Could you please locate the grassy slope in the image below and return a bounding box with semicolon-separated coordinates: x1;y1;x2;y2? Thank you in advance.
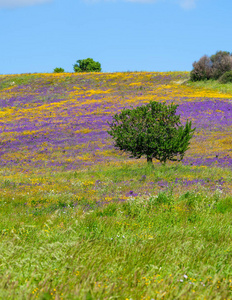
0;72;232;299
186;79;232;95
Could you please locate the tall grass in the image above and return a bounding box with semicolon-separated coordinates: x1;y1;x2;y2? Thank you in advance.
1;162;232;299
186;78;232;95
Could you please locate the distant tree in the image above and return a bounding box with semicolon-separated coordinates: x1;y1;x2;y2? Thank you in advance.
190;51;232;82
190;55;212;81
73;58;101;73
210;51;232;79
53;67;65;73
108;101;195;165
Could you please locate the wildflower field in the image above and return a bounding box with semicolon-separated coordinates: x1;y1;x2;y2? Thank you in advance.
0;71;232;299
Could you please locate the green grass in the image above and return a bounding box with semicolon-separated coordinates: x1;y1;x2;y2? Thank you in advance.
0;74;41;90
1;191;232;299
1;163;232;299
1;161;231;215
186;78;232;95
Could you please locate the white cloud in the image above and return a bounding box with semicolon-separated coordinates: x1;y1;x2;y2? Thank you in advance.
179;0;196;9
120;0;197;9
126;0;159;3
0;0;52;8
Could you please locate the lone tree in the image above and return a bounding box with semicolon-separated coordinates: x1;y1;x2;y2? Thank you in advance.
73;58;101;73
108;101;195;165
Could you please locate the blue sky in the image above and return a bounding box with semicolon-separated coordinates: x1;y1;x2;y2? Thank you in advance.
1;0;232;74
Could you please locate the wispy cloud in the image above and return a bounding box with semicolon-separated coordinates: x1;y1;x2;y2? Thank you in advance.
95;0;197;9
126;0;159;3
0;0;52;8
126;0;197;8
179;0;196;9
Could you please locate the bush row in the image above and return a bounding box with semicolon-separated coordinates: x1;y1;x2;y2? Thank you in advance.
190;51;232;83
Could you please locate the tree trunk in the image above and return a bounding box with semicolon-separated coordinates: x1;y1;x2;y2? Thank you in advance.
147;156;153;163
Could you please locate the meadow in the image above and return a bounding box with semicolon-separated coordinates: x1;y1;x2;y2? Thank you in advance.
0;71;232;299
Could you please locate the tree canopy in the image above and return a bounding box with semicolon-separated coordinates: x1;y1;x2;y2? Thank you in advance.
108;101;195;165
73;58;101;73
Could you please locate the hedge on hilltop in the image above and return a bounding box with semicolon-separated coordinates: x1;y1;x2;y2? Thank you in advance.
190;51;232;82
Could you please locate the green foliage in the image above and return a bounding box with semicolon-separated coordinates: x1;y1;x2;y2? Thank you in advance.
73;58;101;73
219;70;232;83
53;67;65;73
190;51;232;82
108;101;195;164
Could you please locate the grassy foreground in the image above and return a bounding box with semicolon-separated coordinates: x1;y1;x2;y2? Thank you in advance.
1;163;232;300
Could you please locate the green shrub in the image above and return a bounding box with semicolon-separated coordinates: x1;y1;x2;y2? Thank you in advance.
219;71;232;83
73;58;101;73
53;67;65;73
108;101;195;165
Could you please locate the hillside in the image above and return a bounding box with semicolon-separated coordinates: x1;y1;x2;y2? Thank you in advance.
0;71;232;171
1;72;232;299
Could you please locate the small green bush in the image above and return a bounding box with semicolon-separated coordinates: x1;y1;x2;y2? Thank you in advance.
108;101;195;165
73;58;101;73
53;67;65;73
219;71;232;83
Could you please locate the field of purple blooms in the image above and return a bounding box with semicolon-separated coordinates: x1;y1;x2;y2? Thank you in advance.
1;72;232;167
0;71;232;203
